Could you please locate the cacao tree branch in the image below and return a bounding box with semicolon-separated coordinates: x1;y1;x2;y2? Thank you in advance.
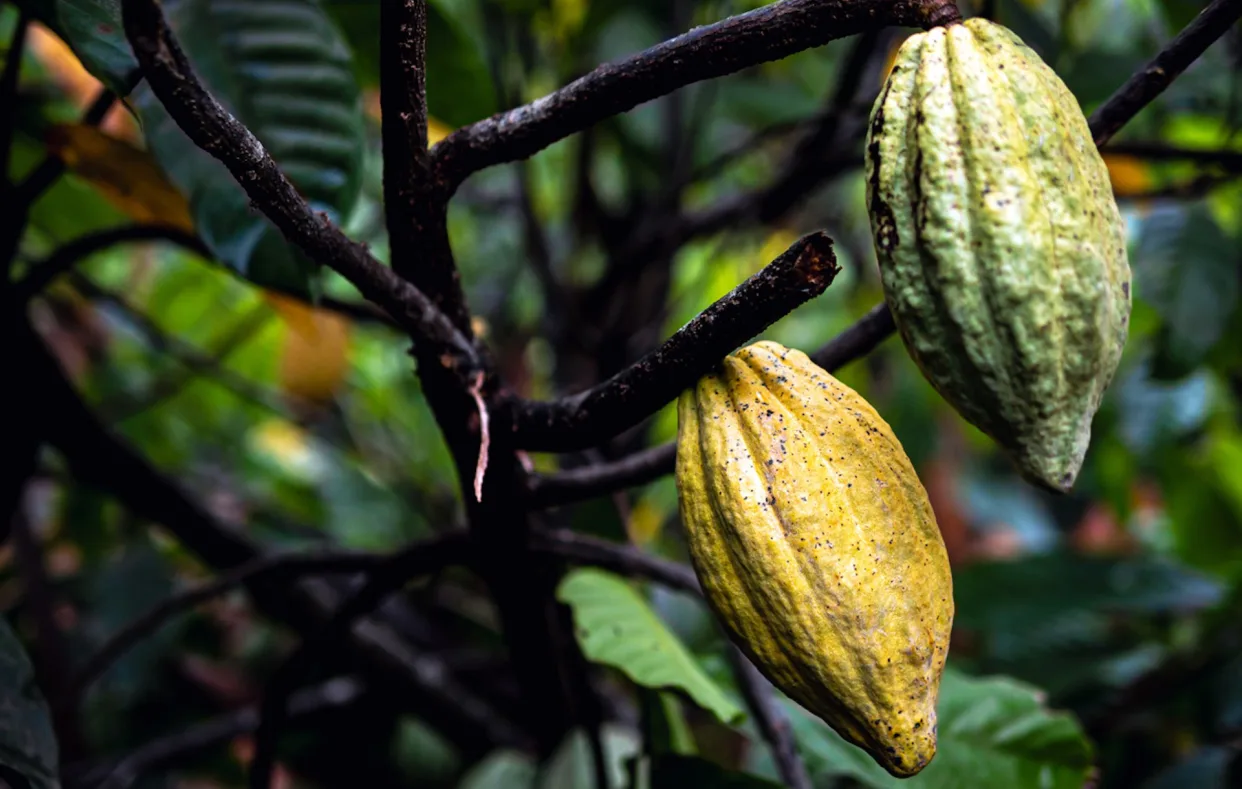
509;232;841;452
58;549;397;719
21;319;524;754
1100;140;1242;171
1088;0;1242;146
119;0;477;371
63;677;367;789
19;221;399;329
727;646;813;789
524;302;897;506
528;530;702;595
380;0;472;333
14;224;210;301
525;444;679;508
247;532;489;789
430;0;962;190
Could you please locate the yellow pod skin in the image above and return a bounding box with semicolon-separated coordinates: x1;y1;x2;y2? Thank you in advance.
675;341;954;778
865;18;1131;492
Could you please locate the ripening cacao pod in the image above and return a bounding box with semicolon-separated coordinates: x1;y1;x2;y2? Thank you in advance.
865;18;1131;492
676;342;954;777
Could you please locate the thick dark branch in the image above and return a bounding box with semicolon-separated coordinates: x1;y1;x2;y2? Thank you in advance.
526;302;897;506
1088;0;1242;146
529;530;702;596
59;549;396;717
120;0;478;370
64;677;366;789
431;0;961;188
727;646;812;789
380;0;472;331
510;232;841;452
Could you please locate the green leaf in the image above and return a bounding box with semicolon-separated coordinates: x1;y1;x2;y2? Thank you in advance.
539;726;642;789
324;0;495;126
1136;204;1240;379
132;0;366;296
0;618;59;789
557;568;745;726
459;750;537;789
646;754;783;789
15;0;138;94
639;689;698;757
790;670;1095;789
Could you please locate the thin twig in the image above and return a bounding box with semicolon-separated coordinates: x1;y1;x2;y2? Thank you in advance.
727;646;812;789
529;530;701;596
13;87;122;209
509;232;841;452
1101;140;1242;171
58;550;394;718
1088;0;1242;146
25;322;524;753
120;0;479;368
525;444;679;508
64;273;296;417
431;0;961;188
64;677;367;789
11;510;85;759
15;224;208;300
247;533;478;789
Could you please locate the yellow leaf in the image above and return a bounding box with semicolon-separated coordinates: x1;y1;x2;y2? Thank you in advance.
1103;153;1153;198
428;117;452;146
265;293;353;404
26;23;136;140
44;124;195;230
628;498;666;546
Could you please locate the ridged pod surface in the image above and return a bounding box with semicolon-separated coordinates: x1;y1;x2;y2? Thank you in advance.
676;342;953;777
865;18;1131;492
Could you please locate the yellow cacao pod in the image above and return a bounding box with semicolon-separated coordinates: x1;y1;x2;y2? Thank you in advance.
675;342;954;777
865;18;1131;492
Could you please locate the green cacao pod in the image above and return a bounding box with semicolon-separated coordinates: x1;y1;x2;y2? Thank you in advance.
865;18;1131;492
676;341;953;777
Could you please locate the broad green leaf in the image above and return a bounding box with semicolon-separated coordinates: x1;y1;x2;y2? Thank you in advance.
557;568;745;726
0;618;59;789
132;0;366;296
459;750;537;789
15;0;138;94
1135;204;1239;379
539;726;642;789
646;754;782;789
791;670;1095;789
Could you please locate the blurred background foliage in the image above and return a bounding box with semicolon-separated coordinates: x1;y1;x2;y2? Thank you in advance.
2;0;1242;787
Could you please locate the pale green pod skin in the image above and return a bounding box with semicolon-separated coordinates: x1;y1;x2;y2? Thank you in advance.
865;18;1131;492
676;341;954;778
